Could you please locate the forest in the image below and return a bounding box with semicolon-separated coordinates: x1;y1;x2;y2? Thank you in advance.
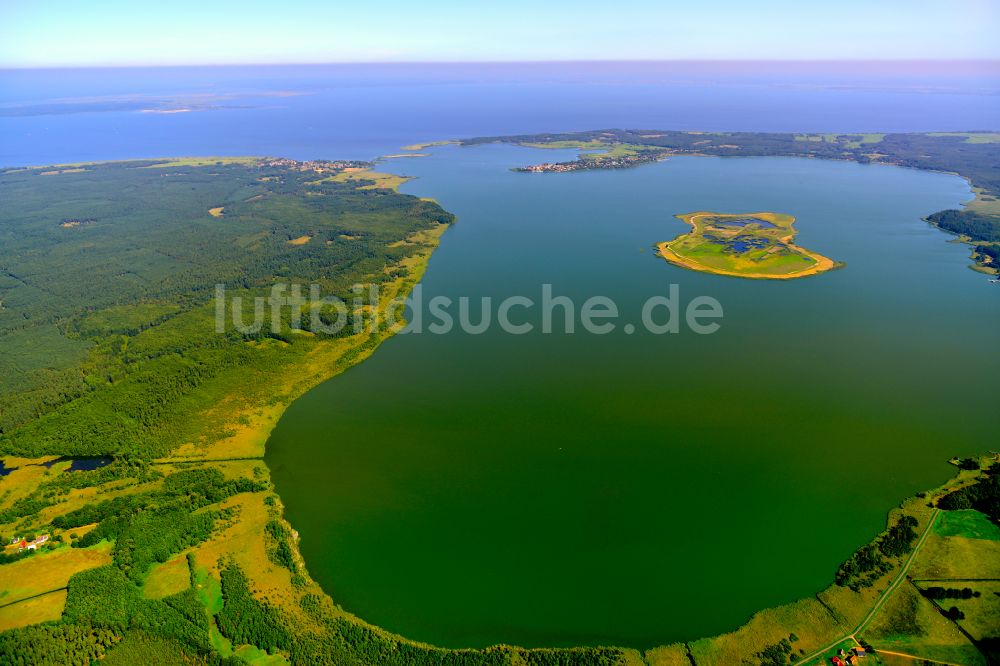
0;159;451;456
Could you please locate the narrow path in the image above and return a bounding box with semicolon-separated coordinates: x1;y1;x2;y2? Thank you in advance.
911;577;1000;583
151;456;264;465
793;509;940;664
871;647;966;666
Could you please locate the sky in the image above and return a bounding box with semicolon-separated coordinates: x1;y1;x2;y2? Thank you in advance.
1;0;998;67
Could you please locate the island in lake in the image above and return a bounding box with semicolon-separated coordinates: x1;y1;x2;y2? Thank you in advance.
657;211;840;279
473;129;1000;275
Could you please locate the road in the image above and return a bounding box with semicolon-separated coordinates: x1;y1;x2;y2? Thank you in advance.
794;508;940;665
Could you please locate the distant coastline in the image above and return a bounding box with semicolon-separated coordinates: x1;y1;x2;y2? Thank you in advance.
467;129;1000;276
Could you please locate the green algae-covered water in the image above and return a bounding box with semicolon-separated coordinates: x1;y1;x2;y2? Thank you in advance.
265;145;1000;649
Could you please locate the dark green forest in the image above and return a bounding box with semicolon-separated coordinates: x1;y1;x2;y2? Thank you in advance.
0;159;451;457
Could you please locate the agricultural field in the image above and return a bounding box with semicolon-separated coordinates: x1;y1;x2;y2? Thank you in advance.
794;133;886;149
0;590;68;632
0;542;112;607
927;132;1000;144
312;166;412;190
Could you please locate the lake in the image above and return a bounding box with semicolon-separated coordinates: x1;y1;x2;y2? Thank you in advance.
3;61;998;650
265;144;1000;649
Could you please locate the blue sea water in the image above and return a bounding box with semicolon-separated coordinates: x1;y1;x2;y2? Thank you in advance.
1;61;998;166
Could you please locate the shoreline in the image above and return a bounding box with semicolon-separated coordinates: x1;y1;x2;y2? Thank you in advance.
144;154;982;659
160;171;448;464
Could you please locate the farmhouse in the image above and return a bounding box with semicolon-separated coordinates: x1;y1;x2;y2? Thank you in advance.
16;534;49;552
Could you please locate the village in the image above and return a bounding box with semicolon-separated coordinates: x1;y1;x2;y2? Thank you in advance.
513;151;665;173
255;157;370;173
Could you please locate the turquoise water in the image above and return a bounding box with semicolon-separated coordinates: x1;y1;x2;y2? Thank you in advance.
266;145;999;649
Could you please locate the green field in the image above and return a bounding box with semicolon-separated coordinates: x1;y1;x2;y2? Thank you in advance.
794;133;886;149
934;508;1000;540
927;132;1000;144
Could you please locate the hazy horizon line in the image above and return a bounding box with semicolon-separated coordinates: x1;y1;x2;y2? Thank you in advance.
2;58;999;72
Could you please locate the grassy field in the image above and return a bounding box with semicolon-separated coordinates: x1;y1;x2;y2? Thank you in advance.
964;186;1000;216
643;643;691;665
523;139;610;150
140;156;263;168
142;553;192;599
0;542;111;608
580;143;662;159
863;583;984;665
521;139;666;163
934;509;1000;540
909;532;1000;581
0;459;61;511
927;132;1000;144
688;597;843;665
794;133;886;149
0;590;67;632
657;211;840;279
945;582;1000;642
312;166;412;190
